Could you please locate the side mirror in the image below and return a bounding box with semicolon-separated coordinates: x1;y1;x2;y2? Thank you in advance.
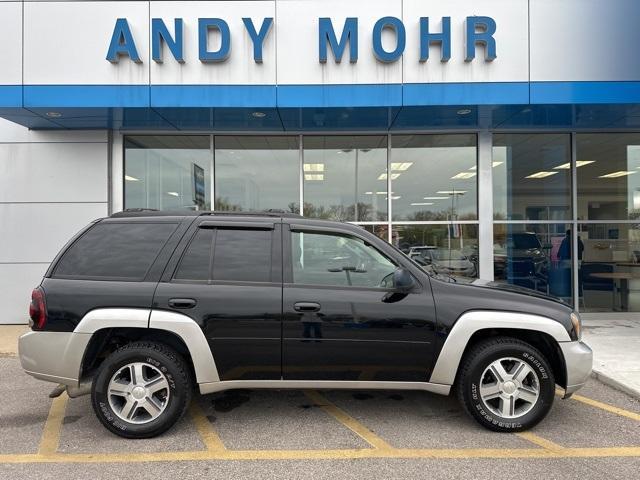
393;268;415;293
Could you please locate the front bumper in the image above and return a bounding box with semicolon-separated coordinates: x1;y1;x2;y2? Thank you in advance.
19;330;91;387
560;340;593;396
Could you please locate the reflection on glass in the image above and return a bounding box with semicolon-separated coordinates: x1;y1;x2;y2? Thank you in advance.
493;134;571;221
124;136;211;211
576;133;640;220
493;224;573;305
214;136;300;213
361;224;389;242
392;224;479;278
579;223;640;312
390;134;477;221
303;136;387;221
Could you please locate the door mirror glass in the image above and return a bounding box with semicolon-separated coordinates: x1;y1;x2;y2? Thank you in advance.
393;268;415;292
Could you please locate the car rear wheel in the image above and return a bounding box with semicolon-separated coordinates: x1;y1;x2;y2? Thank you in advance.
457;336;555;432
91;341;192;438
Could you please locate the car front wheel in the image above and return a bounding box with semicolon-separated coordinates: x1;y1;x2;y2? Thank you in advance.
91;341;192;439
457;336;555;432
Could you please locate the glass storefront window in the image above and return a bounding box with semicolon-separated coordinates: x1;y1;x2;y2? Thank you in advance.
576;133;640;220
493;224;573;305
579;223;640;312
392;224;479;279
390;134;478;221
303;136;387;221
124;136;211;211
214;136;300;212
493;134;571;221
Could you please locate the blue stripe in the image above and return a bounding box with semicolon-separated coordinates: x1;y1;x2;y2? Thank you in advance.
0;86;22;107
531;81;640;104
403;82;529;105
8;81;640;110
151;85;277;108
24;85;149;108
278;84;402;107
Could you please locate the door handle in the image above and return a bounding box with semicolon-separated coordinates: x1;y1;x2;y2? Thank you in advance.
294;302;321;312
168;298;197;309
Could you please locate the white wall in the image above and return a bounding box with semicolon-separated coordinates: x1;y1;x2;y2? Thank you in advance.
0;119;109;324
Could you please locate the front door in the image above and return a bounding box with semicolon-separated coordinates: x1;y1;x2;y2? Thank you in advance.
154;219;282;380
282;226;437;382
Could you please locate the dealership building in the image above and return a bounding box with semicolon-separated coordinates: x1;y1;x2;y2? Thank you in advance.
1;0;640;323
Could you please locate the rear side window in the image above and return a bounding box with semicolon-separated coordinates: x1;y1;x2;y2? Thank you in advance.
54;222;177;280
212;229;271;282
173;227;272;283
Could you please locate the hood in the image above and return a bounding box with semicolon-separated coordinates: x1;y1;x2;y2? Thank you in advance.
469;278;567;305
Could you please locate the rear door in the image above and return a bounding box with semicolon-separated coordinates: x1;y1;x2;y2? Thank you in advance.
154;218;283;380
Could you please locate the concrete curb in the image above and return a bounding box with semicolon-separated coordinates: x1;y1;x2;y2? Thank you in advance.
591;368;640;401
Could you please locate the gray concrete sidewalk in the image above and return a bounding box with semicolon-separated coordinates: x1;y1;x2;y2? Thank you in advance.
583;318;640;399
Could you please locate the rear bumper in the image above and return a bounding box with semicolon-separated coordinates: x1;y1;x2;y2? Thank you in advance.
18;331;91;387
560;340;593;396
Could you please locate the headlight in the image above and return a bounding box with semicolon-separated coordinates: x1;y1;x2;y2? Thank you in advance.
570;312;582;341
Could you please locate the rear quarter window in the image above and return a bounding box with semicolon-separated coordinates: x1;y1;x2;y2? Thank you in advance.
53;222;178;280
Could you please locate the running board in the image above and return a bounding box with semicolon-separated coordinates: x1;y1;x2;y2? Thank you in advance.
199;380;451;396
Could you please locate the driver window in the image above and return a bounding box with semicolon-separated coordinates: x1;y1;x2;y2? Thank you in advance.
291;231;397;287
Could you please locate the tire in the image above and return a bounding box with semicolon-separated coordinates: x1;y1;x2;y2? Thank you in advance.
91;341;192;439
456;336;555;432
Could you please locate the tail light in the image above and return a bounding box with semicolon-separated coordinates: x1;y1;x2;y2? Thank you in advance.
29;287;47;330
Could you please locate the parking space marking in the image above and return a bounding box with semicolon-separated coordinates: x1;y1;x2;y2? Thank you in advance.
303;390;393;450
2;389;640;464
516;431;566;454
188;402;226;451
37;393;68;455
567;392;640;422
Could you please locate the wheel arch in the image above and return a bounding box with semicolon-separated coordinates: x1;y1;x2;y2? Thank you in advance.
429;310;570;388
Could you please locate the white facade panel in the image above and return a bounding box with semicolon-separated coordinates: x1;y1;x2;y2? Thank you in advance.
0;119;108;144
150;1;276;85
402;0;528;84
0;263;49;325
276;0;403;85
0;143;108;203
530;0;640;82
0;203;107;263
0;2;22;85
24;2;150;85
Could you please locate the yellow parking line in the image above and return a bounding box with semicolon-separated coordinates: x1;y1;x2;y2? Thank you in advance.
189;402;226;451
37;393;68;455
569;392;640;422
516;431;566;454
303;390;393;450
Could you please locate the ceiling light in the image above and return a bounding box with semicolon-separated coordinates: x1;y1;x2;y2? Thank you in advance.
304;163;325;172
525;171;558;179
390;162;413;171
305;174;324;181
251;111;266;118
437;190;467;195
124;175;139;182
469;161;503;171
390;196;401;200
554;160;595;169
364;191;373;195
423;196;449;200
166;191;179;197
451;172;477;179
376;191;390;195
45;111;62;118
599;171;637;178
457;109;472;115
410;202;434;206
378;173;400;180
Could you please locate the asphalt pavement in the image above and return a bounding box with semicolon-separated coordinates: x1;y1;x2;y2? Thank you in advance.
1;356;640;480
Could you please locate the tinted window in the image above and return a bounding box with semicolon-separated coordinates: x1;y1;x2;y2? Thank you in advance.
212;229;272;282
174;229;213;281
291;231;396;287
54;223;177;279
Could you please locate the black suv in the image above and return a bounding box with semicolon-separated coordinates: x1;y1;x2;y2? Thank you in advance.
19;211;592;438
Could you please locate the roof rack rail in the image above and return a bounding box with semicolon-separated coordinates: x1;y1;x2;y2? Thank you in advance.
110;209;303;219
